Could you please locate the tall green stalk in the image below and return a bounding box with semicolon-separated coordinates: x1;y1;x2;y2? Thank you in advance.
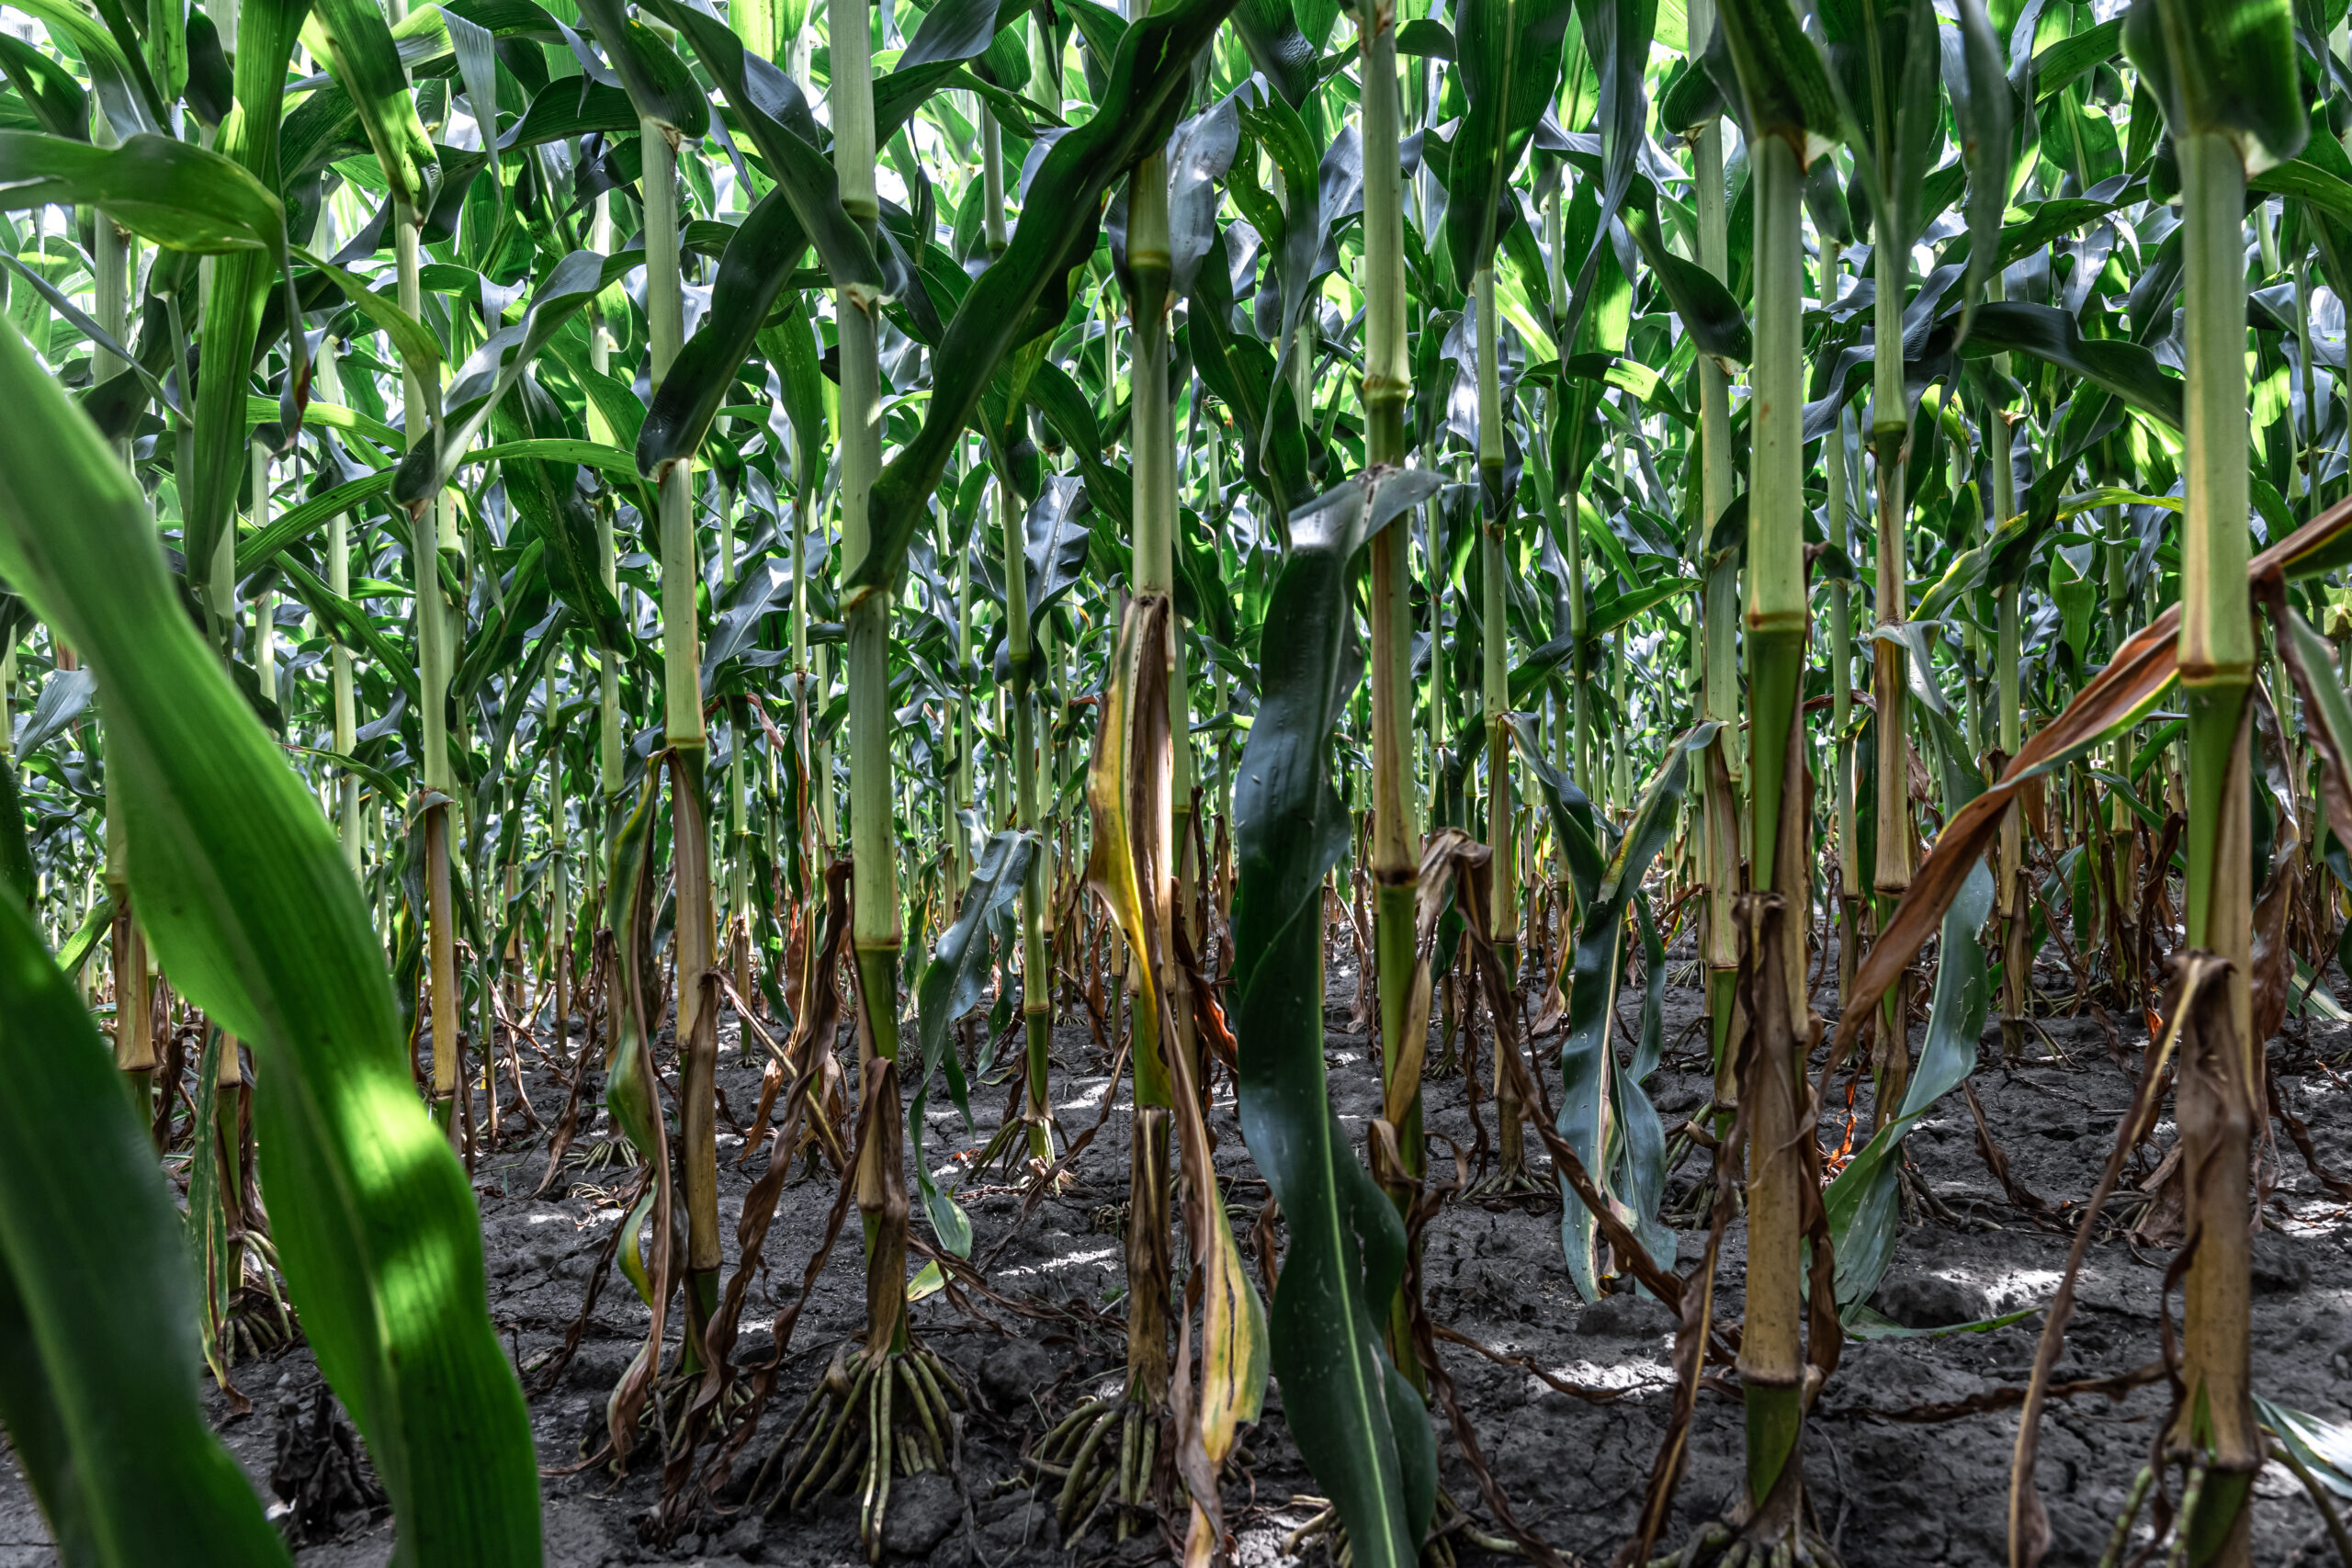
641;112;722;1350
1825;236;1860;1008
1000;474;1053;1166
1689;0;1740;1120
1122;93;1177;1415
395;186;461;1142
1474;263;1525;1177
1740;128;1813;1543
831;0;908;1358
1359;0;1422;1389
1865;0;1916;1124
2174;127;2258;1567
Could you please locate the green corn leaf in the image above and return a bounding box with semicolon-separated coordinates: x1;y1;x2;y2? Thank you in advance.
1231;0;1321;106
0;130;285;259
305;0;441;213
854;0;1242;598
1949;0;2014;344
646;0;881;293
1826;711;1995;1307
0;885;292;1568
572;0;711;137
2123;0;2306;174
1713;0;1841;162
394;250;637;502
911;829;1037;1255
1232;467;1442;1568
9;0;153;132
292;246;447;378
0;315;542;1566
1551;0;1657;359
1620;175;1753;364
497;375;631;651
899;0;1025;69
187;0;313;608
1551;723;1708;1301
760;312;830;497
0;35;89;141
1951;299;2184;429
1441;0;1576;281
639;186;812;473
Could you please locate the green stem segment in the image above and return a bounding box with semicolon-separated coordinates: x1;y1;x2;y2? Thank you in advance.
832;0;908;1358
1740;130;1811;1529
2175;129;2258;1568
1122;107;1177;1405
1360;0;1423;1390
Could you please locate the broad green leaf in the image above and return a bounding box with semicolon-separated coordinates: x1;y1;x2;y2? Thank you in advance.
0;131;283;258
0;884;292;1568
1441;0;1576;280
2123;0;2305;174
854;0;1242;597
304;0;441;212
394;250;636;502
648;0;882;292
911;829;1037;1255
188;0;316;614
1954;300;2184;430
1551;723;1708;1300
573;0;711;136
0;315;541;1566
1949;0;2015;343
1713;0;1842;161
639;186;811;472
1232;468;1441;1568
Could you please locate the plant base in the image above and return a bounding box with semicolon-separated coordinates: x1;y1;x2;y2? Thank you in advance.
755;1338;965;1562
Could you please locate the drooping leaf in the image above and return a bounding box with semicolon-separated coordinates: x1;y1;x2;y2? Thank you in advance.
0;886;293;1568
854;0;1245;597
910;829;1036;1255
0;314;542;1566
1232;466;1442;1568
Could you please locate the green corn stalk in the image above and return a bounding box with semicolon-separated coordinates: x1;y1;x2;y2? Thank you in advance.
1356;0;1423;1390
2126;0;2307;1551
1689;0;1742;1125
831;0;910;1358
1738;127;1815;1539
1001;474;1053;1167
1121;70;1178;1414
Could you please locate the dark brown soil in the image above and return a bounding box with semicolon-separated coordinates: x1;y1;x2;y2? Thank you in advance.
5;934;2350;1567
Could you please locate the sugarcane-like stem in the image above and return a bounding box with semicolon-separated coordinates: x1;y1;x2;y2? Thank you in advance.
980;102;1008;259
1001;473;1052;1165
1739;129;1810;1531
396;194;462;1141
95;187;152;1097
642;113;721;1348
1360;0;1423;1388
1123;97;1177;1405
834;0;903;1357
1826;225;1859;1004
586;192;626;800
1688;0;1740;1121
2175;128;2258;1568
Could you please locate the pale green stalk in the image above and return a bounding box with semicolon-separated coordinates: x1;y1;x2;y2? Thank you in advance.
2175;130;2258;1563
1689;0;1739;1108
641;112;722;1346
1739;129;1812;1537
588;192;625;799
1001;474;1052;1164
831;0;910;1358
1361;0;1423;1387
1121;47;1179;1412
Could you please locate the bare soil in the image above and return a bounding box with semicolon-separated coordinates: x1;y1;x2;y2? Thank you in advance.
5;936;2351;1567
